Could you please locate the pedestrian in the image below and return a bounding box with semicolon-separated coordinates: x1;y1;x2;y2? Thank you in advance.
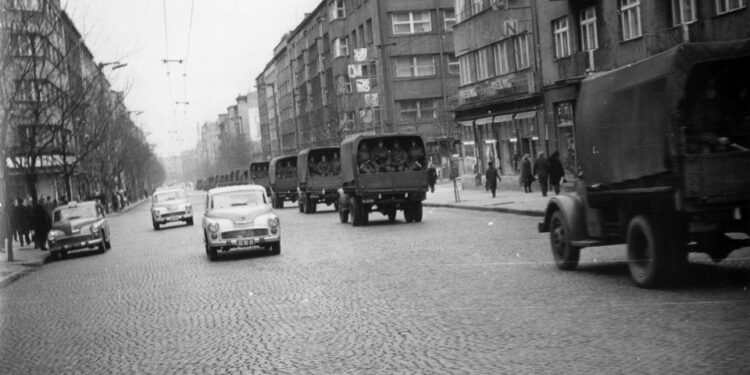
42;196;55;216
533;151;551;197
12;198;31;246
30;199;51;250
485;161;502;198
426;160;438;193
520;154;533;193
549;151;565;195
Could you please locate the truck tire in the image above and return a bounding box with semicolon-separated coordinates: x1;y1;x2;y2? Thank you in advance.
304;195;315;214
298;197;305;212
626;215;672;288
549;211;580;270
412;201;423;223
339;205;349;223
403;204;413;223
387;210;397;222
351;197;368;226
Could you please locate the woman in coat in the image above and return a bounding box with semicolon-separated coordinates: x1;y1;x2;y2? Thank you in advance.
520;154;533;193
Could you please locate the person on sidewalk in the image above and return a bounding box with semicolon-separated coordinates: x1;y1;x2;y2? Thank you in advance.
12;198;31;247
549;151;565;195
485;162;502;198
520;154;534;193
533;151;551;197
30;199;51;250
426;160;438;193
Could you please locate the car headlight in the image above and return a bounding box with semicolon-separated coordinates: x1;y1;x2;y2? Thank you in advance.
47;230;64;242
208;222;219;232
185;204;192;212
153;209;162;217
90;224;102;235
267;217;279;227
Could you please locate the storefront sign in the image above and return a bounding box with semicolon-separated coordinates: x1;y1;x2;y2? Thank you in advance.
459;87;478;100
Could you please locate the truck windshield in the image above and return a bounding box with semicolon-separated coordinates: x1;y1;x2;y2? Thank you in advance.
683;56;750;153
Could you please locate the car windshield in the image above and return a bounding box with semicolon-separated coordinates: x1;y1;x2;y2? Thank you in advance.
54;205;97;222
211;191;266;209
154;191;186;203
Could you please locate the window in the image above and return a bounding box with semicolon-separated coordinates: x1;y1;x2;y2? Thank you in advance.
471;0;484;15
493;42;509;75
333;37;348;58
580;7;598;51
398;99;438;121
392;11;432;35
459;54;473;85
447;54;460;75
715;0;745;14
365;19;374;44
672;0;696;25
396;55;436;78
553;17;571;58
444;9;456;30
330;0;346;20
620;0;642;41
475;48;489;80
513;35;530;69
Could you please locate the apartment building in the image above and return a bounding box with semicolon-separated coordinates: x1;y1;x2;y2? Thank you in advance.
453;0;542;176
538;0;750;178
257;0;459;166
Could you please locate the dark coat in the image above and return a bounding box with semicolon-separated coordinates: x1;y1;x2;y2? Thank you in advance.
12;204;29;231
520;158;533;184
427;166;438;185
549;152;565;185
533;156;550;181
485;166;501;189
31;203;51;234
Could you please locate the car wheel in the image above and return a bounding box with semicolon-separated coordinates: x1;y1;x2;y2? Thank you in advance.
52;250;67;260
104;232;112;250
549;211;580;271
627;215;673;288
186;217;194;226
269;242;281;255
153;222;160;230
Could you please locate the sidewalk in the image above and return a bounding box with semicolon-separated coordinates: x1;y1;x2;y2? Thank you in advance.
424;177;551;217
0;198;149;289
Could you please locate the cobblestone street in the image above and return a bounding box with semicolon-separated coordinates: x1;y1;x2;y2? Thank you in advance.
1;192;749;374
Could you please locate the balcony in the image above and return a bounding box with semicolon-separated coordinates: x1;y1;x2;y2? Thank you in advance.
556;51;591;80
645;21;705;55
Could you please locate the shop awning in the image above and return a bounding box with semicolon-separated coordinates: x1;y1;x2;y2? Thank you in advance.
475;117;493;125
514;111;536;120
493;114;514;123
458;120;474;127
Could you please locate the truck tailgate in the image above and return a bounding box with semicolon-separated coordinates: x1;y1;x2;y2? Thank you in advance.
358;171;427;192
307;176;340;191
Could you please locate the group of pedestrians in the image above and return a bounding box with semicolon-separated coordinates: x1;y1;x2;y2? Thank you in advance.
10;196;55;250
519;151;565;196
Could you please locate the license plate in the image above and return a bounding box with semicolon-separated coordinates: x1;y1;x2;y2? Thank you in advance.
166;217;178;221
237;239;255;247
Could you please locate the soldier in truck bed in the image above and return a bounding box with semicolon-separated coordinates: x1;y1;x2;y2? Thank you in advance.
357;144;378;173
316;155;332;176
308;156;319;177
407;140;425;171
391;141;409;172
372;140;390;172
331;153;341;175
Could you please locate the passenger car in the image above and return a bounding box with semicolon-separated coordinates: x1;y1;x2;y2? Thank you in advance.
202;185;281;261
47;201;111;259
151;188;193;230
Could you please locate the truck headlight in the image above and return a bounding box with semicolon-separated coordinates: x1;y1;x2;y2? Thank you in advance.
208;222;220;232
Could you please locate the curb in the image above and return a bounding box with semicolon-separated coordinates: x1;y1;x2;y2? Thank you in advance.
108;198;148;216
0;255;50;289
423;202;545;217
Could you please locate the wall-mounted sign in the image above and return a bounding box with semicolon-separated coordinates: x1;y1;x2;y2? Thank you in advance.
364;93;379;107
353;48;368;62
355;78;371;92
491;77;512;90
459;87;478;99
348;64;363;78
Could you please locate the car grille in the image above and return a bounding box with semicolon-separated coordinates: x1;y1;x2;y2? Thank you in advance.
54;234;94;246
222;228;268;239
162;211;186;218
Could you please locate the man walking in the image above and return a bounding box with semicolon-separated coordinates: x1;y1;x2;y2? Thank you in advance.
485;162;502;198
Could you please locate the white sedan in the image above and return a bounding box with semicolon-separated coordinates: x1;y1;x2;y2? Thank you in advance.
202;185;281;261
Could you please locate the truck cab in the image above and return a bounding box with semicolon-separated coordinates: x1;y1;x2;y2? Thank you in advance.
297;146;341;214
268;155;298;208
539;40;750;288
337;133;428;226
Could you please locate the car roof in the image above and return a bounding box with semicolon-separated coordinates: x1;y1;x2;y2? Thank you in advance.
53;200;97;211
208;184;267;195
153;188;186;195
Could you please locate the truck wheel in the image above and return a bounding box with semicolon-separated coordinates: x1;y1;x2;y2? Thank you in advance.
351;197;367;226
549;211;580;270
276;196;284;209
310;201;317;214
387;210;397;222
403;204;413;223
304;195;314;214
298;197;305;213
412;201;423;223
627;215;671;288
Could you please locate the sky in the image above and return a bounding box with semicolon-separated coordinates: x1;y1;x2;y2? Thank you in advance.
65;0;322;157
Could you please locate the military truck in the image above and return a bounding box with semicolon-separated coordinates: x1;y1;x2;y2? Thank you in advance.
249;161;271;196
538;40;750;288
297;146;342;214
337;133;428;226
268;155;298;208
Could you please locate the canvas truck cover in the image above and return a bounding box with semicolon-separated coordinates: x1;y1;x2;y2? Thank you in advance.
297;146;341;185
576;39;750;187
269;155;297;187
340;133;427;190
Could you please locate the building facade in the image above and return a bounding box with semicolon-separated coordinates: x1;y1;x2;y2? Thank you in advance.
256;0;460;167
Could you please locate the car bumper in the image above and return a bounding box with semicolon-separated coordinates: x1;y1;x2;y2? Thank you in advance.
206;235;280;249
49;237;104;252
154;213;193;224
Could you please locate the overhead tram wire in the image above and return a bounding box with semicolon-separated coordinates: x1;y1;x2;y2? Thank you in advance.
179;0;195;140
162;0;175;105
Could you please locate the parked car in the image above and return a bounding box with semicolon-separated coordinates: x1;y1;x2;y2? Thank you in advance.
202;185;281;261
151;188;193;230
47;201;111;260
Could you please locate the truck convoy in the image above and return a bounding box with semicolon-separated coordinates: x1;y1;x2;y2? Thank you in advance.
538;40;750;288
249;161;271;196
268;155;298;209
297;147;341;214
337;134;429;226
